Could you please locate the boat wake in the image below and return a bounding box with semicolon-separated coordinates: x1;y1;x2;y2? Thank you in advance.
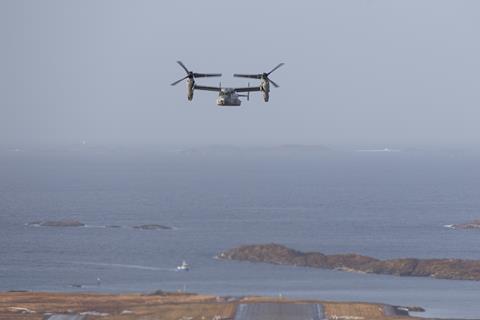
27;223;176;230
71;261;176;271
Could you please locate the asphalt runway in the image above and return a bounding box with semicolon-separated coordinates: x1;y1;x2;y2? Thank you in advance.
234;303;325;320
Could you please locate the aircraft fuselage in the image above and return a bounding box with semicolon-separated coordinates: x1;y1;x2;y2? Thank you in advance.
216;88;242;106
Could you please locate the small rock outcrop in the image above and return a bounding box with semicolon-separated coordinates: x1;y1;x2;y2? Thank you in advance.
27;220;85;227
132;224;172;230
218;244;480;281
448;220;480;230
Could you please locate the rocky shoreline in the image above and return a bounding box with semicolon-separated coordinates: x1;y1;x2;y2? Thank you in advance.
218;243;480;281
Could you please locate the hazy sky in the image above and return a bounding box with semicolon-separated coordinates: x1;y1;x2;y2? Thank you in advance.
1;1;480;147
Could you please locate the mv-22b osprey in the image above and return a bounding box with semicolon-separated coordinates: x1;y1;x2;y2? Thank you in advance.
170;61;284;106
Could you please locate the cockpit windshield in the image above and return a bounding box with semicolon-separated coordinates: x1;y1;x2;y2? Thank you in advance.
220;89;233;97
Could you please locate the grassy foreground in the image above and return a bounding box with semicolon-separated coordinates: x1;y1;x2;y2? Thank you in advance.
0;291;420;320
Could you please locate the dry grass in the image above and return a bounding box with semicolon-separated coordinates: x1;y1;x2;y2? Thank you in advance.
323;301;388;319
0;292;235;320
0;292;422;320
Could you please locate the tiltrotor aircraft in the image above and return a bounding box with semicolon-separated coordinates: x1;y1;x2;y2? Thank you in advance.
171;61;284;106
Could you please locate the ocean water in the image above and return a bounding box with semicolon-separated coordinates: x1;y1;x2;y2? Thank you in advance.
1;146;480;319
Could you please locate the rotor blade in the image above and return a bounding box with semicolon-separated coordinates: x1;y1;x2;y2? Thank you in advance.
268;78;280;88
170;75;189;86
193;73;222;78
267;63;284;75
176;61;189;74
233;74;262;79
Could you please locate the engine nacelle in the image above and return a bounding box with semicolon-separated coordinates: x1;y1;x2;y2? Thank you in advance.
263;92;269;102
187;79;194;101
261;79;270;102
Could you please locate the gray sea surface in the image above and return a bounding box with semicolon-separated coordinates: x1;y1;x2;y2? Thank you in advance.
1;146;479;319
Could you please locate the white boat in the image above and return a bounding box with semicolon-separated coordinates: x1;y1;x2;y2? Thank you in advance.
176;260;190;271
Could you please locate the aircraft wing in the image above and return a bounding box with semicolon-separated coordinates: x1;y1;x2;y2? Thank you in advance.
234;86;261;93
194;85;221;92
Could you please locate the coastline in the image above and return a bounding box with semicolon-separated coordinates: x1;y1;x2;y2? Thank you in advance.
0;291;427;320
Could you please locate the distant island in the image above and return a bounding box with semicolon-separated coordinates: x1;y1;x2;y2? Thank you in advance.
26;220;85;227
446;219;480;230
218;243;480;281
